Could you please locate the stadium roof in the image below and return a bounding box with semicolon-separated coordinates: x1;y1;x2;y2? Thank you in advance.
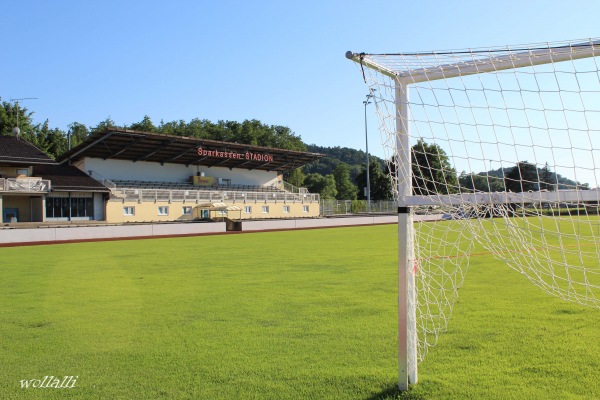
58;129;323;172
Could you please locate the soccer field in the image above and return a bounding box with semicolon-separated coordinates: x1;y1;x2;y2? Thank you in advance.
1;224;599;399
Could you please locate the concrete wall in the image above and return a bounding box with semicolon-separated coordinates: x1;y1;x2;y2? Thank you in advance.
0;215;398;245
242;215;398;231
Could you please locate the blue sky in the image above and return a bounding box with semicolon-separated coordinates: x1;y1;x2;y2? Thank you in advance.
2;0;600;161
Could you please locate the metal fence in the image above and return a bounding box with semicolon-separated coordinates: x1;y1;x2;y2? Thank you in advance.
320;200;396;216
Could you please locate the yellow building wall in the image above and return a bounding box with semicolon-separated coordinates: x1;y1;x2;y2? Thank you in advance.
106;201;196;223
234;201;320;220
106;200;320;223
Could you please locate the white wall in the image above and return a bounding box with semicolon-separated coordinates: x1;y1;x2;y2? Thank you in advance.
0;216;397;245
80;157;278;186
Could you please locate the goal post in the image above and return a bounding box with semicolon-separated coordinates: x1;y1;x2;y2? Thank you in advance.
346;38;600;391
396;80;417;390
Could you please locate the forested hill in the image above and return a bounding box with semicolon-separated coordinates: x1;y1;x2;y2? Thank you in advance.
304;144;386;179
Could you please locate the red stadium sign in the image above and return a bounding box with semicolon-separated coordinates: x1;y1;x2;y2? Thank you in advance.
197;147;274;163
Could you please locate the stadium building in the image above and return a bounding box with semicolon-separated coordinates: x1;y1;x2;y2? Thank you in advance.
1;129;323;224
0;135;109;223
56;129;323;223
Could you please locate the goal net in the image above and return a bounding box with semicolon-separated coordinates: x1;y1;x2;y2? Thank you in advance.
347;38;600;388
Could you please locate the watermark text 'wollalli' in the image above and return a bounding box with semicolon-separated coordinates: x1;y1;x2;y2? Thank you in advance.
20;376;77;389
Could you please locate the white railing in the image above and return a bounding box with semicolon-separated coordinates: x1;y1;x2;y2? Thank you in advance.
0;178;51;192
110;187;320;204
87;170;116;189
282;181;309;194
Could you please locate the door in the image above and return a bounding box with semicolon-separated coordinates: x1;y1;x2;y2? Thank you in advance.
3;208;19;223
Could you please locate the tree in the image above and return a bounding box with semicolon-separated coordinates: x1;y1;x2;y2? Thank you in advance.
305;144;385;182
411;139;458;195
0;99;36;137
67;122;90;149
16;120;67;159
333;163;357;200
539;163;556;191
504;161;539;192
286;167;305;188
459;172;505;193
90;117;117;134
321;174;338;199
356;156;393;200
129;115;157;132
304;173;337;199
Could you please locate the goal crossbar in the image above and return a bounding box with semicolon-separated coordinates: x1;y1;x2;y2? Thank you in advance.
346;39;600;84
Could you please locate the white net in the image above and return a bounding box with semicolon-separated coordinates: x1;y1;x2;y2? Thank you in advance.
348;38;600;363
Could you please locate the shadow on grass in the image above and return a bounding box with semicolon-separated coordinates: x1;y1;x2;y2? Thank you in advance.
366;384;426;400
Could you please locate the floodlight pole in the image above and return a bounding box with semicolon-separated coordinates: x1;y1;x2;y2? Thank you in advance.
396;81;417;390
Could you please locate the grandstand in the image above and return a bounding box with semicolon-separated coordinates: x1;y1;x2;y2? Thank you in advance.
58;129;323;223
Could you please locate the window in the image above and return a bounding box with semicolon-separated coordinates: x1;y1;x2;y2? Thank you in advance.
16;168;28;176
283;205;290;214
158;206;169;216
182;206;192;215
303;205;309;213
46;196;93;219
123;206;135;216
244;206;252;214
262;206;269;214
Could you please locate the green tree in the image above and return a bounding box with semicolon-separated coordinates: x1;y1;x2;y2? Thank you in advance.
411;139;458;195
333;163;357;200
90;117;117;134
504;161;539;192
0;99;36;137
539;163;556;191
287;167;305;188
356;157;393;200
321;174;338;199
19;120;68;159
129;115;157;132
459;172;505;192
67;122;90;149
304;173;337;199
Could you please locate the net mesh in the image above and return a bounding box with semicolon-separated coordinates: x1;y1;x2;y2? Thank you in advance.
352;38;600;362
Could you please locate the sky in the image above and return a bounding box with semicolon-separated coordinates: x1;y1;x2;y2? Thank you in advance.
2;0;600;167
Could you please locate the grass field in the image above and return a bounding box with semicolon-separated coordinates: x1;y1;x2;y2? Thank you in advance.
1;224;600;399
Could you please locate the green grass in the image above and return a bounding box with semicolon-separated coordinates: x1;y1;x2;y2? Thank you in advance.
1;224;600;399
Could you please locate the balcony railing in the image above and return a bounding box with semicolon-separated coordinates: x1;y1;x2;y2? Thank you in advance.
0;178;51;193
110;187;319;204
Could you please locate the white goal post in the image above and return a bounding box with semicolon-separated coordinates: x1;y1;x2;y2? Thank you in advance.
347;38;600;391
